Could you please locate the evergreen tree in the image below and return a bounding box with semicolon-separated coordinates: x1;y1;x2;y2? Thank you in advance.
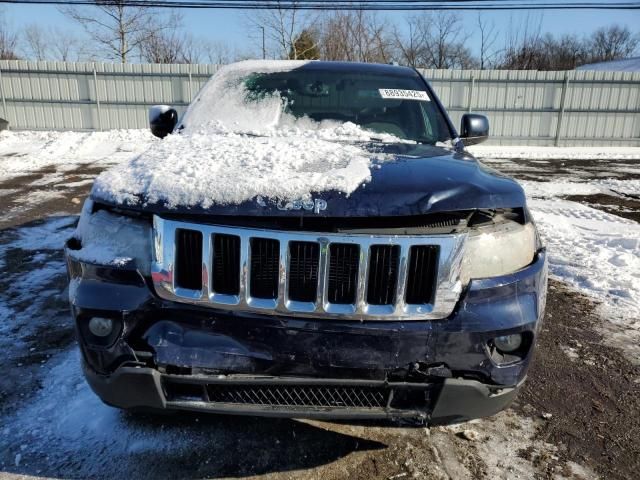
289;29;320;60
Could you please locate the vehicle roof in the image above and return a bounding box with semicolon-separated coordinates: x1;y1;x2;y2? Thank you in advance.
293;60;421;77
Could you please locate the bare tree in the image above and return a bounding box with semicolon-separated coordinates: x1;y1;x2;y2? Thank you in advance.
499;13;545;69
542;33;588;69
424;12;473;69
51;27;83;62
22;25;81;61
140;30;184;63
589;25;639;63
321;10;392;63
248;1;317;60
62;2;178;63
393;15;426;67
0;13;19;60
394;12;474;69
202;40;235;64
24;24;47;60
476;13;499;70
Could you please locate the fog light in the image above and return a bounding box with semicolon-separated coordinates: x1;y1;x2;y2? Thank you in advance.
494;334;522;353
88;317;114;337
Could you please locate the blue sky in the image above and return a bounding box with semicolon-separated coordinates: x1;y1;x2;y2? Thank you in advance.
2;3;639;60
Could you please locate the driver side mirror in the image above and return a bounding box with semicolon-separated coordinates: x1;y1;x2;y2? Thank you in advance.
149;105;178;139
460;113;489;146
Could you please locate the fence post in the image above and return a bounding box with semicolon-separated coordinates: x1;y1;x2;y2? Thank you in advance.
555;72;570;146
188;67;193;102
467;74;475;112
93;65;103;131
0;64;7;128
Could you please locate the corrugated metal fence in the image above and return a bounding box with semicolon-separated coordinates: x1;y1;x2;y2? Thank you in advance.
0;60;639;146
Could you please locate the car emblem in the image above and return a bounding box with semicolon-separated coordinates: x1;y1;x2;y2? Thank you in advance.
277;198;328;214
256;196;327;214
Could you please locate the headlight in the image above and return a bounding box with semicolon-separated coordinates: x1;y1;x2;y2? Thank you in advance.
67;199;152;275
461;221;536;282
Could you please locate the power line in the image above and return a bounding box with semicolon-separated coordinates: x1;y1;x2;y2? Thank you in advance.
1;0;640;8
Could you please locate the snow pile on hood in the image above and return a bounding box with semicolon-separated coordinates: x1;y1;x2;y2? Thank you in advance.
91;122;384;208
91;61;405;208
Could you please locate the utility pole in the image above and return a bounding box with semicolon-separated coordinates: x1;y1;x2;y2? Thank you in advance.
260;26;266;59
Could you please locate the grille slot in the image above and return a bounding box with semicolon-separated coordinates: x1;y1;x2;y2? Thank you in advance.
367;245;400;305
205;384;387;408
405;245;439;304
212;234;240;295
328;243;360;304
250;238;280;299
288;241;320;302
175;229;202;290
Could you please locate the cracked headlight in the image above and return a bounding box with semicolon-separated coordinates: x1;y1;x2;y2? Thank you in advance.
67;199;152;275
461;221;537;282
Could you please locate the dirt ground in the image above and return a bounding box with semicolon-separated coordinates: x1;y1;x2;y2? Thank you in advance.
1;155;639;480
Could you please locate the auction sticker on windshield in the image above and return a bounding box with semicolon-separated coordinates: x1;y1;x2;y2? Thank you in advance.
379;89;430;101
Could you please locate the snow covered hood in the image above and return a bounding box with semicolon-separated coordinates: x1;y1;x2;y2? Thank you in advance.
91;139;525;218
90;60;525;217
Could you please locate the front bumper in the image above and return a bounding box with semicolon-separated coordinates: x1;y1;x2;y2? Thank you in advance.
67;248;547;423
83;361;523;423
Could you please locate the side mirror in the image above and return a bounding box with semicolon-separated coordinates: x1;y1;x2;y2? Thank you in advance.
149;105;178;139
460;113;489;146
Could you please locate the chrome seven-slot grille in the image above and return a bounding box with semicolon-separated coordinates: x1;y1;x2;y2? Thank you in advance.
152;216;466;321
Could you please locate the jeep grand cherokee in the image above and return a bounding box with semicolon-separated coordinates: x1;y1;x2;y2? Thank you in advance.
65;60;547;424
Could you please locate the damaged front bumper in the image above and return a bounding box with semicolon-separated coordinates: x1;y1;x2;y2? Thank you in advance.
66;248;547;424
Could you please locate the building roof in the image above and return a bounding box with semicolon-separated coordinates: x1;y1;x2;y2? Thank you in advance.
577;57;640;72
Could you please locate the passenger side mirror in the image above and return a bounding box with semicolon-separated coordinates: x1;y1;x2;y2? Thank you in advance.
460;114;489;146
149;105;178;139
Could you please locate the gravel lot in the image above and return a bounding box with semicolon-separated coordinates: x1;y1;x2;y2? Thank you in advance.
0;133;639;480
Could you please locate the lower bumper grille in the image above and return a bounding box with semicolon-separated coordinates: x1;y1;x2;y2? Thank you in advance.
162;378;436;415
206;384;388;408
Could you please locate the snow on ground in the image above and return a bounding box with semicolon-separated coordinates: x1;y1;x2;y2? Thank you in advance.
436;414;597;480
520;182;640;360
521;178;640;199
468;145;640;161
529;197;640;321
0;216;76;353
0;130;155;183
1;349;192;476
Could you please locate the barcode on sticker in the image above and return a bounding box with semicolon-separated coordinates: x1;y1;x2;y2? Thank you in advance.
379;89;430;101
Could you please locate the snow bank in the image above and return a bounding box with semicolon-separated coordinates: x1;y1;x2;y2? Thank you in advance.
468;145;640;160
524;181;640;335
522;178;640;199
0;129;156;182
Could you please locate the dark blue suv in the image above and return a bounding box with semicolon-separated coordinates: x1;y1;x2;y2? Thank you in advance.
65;61;547;424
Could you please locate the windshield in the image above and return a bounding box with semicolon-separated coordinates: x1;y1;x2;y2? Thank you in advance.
245;70;453;144
181;63;454;145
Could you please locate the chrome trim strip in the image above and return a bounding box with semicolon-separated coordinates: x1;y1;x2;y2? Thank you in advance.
151;216;466;321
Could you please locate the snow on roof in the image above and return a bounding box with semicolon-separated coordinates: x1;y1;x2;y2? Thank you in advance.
92;60;404;209
577;57;640;72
